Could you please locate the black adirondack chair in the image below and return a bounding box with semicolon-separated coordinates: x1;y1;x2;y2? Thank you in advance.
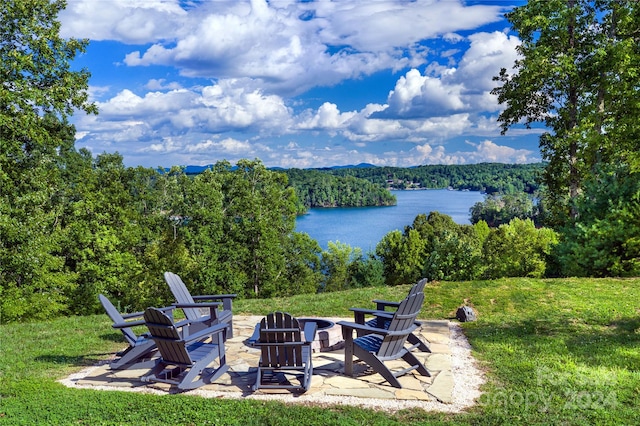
99;294;158;369
349;278;430;352
252;312;317;392
164;271;237;338
338;292;430;388
141;307;229;390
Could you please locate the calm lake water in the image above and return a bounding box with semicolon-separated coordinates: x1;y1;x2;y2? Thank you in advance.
295;189;485;252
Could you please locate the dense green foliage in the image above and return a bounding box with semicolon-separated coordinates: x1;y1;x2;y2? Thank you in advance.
2;278;640;424
470;192;542;227
319;241;385;292
482;218;558;279
376;212;558;285
555;163;640;277
322;163;544;194
494;0;640;276
1;148;329;320
284;168;397;210
0;0;97;320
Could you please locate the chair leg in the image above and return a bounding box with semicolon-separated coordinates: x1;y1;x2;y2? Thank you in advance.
110;341;157;369
303;360;313;391
342;328;355;376
407;333;431;353
141;360;169;383
401;350;430;377
253;366;263;391
178;349;229;390
355;349;402;388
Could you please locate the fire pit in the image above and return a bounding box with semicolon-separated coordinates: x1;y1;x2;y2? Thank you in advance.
298;318;343;352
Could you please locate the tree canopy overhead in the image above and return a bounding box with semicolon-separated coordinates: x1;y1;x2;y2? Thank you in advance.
493;0;640;224
0;0;96;141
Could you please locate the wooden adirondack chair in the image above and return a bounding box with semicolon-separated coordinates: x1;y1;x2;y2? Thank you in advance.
164;271;237;338
99;294;158;369
141;307;229;390
252;312;317;392
349;278;430;352
338;292;430;388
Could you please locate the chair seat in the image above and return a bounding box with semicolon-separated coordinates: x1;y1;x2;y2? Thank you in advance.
353;334;384;353
365;318;391;330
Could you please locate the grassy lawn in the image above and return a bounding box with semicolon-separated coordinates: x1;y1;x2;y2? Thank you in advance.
1;278;639;425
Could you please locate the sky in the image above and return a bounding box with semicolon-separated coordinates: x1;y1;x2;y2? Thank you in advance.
59;0;543;170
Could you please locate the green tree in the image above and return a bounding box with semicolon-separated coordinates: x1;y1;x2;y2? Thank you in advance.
320;241;362;292
376;228;426;286
492;0;597;223
376;212;484;284
213;159;299;298
493;0;640;226
482;218;558;279
179;169;225;295
281;232;323;295
349;253;385;288
415;212;483;282
61;153;144;314
0;0;96;321
555;164;640;277
470;192;538;227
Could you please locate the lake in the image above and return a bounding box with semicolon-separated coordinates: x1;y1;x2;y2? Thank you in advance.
295;189;485;252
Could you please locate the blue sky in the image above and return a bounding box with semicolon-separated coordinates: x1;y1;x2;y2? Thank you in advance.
59;0;542;169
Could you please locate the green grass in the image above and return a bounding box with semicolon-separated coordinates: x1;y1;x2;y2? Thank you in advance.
2;278;640;425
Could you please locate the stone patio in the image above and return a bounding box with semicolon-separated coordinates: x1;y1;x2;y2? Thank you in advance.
62;316;482;413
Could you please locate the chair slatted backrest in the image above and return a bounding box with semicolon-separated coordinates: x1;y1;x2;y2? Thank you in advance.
377;292;424;358
144;307;192;366
259;312;304;368
164;272;201;321
99;294;137;346
374;278;427;313
413;278;428;296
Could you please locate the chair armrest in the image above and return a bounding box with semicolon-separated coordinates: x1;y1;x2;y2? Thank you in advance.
192;294;238;300
181;321;228;344
173;302;220;322
350;307;393;316
112;319;146;329
338;320;387;336
192;294;236;311
303;322;317;343
349;307;393;324
372;299;400;311
120;311;145;320
338;320;418;337
113;306;178;329
247;323;261;346
192;294;237;300
173;302;221;308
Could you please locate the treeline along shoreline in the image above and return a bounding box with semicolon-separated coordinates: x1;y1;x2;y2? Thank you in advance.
284;162;543;210
186;162;543;210
186;162;543;211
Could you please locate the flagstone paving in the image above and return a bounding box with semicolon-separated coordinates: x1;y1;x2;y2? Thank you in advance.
65;316;480;412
